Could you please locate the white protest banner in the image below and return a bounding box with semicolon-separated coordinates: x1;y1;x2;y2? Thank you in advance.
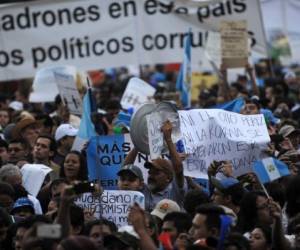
74;190;144;227
0;0;266;81
221;20;248;68
54;70;83;116
121;77;156;111
146;112;164;159
20;164;52;196
179;109;270;177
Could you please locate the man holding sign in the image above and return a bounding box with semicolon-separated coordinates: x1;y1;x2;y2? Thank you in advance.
123;120;187;211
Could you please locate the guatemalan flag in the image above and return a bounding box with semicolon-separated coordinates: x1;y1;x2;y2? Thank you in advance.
253;157;290;184
72;88;97;151
176;30;192;109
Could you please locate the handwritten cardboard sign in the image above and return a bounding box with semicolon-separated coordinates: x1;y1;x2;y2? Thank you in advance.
121;77;156;111
146;112;164;159
221;20;248;68
75;190;144;227
179;109;270;177
55;71;82;116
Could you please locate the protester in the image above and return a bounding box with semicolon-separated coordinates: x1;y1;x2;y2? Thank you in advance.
59;151;88;183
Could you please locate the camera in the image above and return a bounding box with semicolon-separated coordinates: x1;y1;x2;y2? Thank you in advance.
72;181;96;195
37;224;62;239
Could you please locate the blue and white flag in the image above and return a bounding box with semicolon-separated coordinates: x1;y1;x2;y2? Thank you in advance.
213;97;245;113
253;157;290;184
176;30;192;108
72;89;97;151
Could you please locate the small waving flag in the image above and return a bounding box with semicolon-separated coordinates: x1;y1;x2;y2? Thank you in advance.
253;157;290;184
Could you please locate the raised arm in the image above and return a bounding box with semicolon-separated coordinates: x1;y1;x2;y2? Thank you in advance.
246;63;260;96
123;147;138;165
161;120;184;188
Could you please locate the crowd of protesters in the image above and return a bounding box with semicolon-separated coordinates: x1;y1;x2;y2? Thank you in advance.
0;58;299;250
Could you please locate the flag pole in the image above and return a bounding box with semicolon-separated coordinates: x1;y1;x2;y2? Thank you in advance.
259;179;270;199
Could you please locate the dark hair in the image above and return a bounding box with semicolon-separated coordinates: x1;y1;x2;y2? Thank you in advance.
0;181;14;198
163;212;192;234
0;138;8;149
84;219;103;236
0;207;11;227
49;178;69;191
286;176;300;218
184;190;209;217
265;182;286;208
9;138;28;148
12;184;28;199
236;191;267;233
252;224;272;246
287;213;300;234
102;218;117;233
221;183;246;206
224;232;250;250
60;236;97;250
70;204;84;233
60;151;88;181
36;134;57;153
195;203;225;232
16;214;51;230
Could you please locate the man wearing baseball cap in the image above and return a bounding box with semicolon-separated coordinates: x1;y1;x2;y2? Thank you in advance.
123;121;187;211
117;164;144;191
53;123;78;166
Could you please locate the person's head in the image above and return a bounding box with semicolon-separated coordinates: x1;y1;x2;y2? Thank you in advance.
249;225;272;250
50;178;69;198
32;135;56;163
55;124;78;152
183;190;210;218
8;139;29;164
144;159;173;192
84;220;103;248
240;97;260;115
0;163;22;186
117;164;144;191
0;108;10;128
189;203;225;241
278;125;300;149
224;232;250;250
238;191;272;233
104;100;122;122
13;117;40;148
0;182;14;212
162;212;192;244
104;226;139;250
0;208;11;243
11;197;35;218
211;177;245;210
0;138;8;164
84;219;106;249
14;214;51;250
70;204;84;235
60;151;87;182
57;236;98;250
286;175;300;218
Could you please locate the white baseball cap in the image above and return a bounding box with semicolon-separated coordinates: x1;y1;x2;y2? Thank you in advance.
151;199;180;220
55;124;78;141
